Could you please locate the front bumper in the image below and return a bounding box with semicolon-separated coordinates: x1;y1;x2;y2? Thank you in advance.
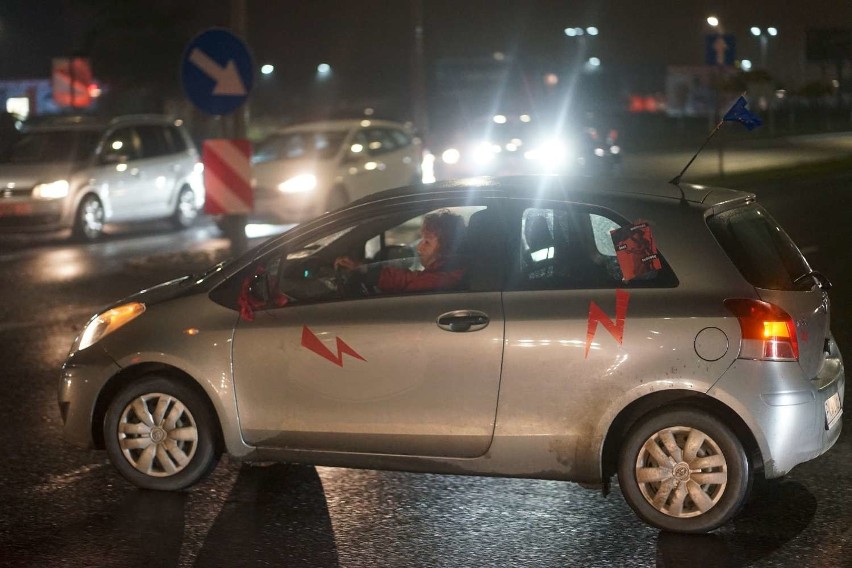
58;345;121;448
708;350;845;478
0;198;68;232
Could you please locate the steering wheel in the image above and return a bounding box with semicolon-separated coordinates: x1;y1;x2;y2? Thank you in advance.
334;265;379;297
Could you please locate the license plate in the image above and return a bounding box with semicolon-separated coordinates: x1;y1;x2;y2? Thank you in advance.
825;392;842;429
0;202;33;217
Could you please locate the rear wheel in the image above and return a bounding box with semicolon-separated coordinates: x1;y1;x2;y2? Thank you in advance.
104;375;220;491
617;407;751;533
72;194;104;241
171;186;198;229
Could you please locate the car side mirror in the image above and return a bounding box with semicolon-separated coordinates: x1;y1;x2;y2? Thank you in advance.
248;271;270;304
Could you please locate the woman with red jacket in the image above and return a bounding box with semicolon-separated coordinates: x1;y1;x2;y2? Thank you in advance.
334;209;467;293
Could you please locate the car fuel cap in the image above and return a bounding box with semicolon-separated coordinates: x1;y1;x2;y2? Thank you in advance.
694;327;729;361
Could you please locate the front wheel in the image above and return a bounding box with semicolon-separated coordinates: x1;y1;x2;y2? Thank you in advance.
171;186;199;229
104;376;220;491
617;407;751;533
72;194;104;241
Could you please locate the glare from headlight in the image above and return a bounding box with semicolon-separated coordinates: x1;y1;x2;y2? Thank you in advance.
525;139;571;165
610;145;621;155
441;148;460;164
472;142;499;165
278;174;317;193
76;302;146;352
594;147;606;157
32;179;70;200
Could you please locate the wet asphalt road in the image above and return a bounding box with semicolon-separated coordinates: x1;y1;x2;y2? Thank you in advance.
2;169;852;567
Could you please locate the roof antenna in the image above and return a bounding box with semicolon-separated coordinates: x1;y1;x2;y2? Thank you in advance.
669;92;762;191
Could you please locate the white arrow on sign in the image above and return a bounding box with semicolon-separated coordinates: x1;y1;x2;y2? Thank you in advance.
189;48;247;96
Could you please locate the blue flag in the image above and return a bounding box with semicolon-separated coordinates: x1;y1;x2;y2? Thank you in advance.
723;96;762;130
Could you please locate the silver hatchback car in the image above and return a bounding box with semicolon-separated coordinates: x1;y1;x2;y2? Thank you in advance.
0;115;203;240
59;176;843;533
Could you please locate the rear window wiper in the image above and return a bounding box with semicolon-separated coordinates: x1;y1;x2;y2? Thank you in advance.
794;270;832;291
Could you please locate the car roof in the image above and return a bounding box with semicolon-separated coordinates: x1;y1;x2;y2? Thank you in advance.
348;175;754;208
276;118;410;133
24;114;178;132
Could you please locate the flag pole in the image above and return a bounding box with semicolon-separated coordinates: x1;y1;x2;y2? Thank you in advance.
669;91;748;186
668;119;725;186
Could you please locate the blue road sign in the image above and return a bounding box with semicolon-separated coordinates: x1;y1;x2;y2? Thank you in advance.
181;28;254;116
705;34;736;66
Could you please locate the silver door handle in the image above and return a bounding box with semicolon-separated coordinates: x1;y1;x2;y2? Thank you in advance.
436;310;489;332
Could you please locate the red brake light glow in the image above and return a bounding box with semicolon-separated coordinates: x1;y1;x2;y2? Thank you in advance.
724;298;799;361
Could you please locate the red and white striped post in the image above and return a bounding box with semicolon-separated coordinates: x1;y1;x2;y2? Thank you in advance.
202;139;252;253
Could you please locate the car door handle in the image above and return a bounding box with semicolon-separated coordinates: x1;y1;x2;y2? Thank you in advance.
436;310;489;332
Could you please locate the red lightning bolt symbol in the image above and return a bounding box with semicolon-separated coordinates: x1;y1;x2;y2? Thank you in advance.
585;289;630;359
301;325;367;367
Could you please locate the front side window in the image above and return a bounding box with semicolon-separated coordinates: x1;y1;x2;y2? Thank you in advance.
228;203;504;318
100;127;140;162
510;202;677;290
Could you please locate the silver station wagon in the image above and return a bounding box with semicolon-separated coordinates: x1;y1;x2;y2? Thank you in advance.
59;176;844;533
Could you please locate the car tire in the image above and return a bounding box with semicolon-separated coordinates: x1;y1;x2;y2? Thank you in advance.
171;186;199;229
103;375;220;491
325;186;349;213
72;194;105;241
617;407;751;533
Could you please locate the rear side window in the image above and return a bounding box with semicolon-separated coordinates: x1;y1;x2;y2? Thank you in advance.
510;203;678;290
707;204;810;291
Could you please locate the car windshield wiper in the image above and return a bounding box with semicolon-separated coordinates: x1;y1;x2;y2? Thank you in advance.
793;270;832;291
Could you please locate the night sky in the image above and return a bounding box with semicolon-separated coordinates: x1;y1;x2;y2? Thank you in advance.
1;1;850;100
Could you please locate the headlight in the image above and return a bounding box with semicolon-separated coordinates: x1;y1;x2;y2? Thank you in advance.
75;302;146;352
441;148;460;164
32;179;70;200
278;174;317;193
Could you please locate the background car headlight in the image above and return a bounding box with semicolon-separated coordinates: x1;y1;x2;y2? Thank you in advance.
278;174;317;193
74;302;146;352
32;179;70;200
441;148;460;164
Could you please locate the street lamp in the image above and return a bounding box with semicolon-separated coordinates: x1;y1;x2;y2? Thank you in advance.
750;26;777;69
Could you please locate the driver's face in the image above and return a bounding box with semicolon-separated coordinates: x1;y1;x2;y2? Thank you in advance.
417;228;440;267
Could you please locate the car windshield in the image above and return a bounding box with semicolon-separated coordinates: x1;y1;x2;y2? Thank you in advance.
0;129;101;164
253;130;348;163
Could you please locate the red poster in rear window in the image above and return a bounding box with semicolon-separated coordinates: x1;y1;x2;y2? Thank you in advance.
610;221;662;281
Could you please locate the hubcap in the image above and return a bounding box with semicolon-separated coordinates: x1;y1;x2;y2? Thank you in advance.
634;426;728;518
117;392;199;477
81;198;104;238
178;190;197;225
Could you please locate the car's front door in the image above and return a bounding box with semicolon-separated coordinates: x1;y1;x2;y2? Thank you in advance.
96;126;146;221
230;202;507;458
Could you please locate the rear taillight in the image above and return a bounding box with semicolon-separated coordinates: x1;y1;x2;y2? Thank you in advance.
724;299;799;361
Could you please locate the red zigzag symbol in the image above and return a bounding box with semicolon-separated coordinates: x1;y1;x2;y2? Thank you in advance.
584;289;630;359
301;325;367;367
